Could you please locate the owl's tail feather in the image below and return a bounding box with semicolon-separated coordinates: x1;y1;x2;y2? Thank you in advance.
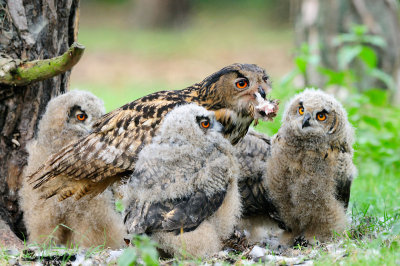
27;133;132;201
28;143;77;185
36;177;95;201
28;144;88;202
36;168;128;202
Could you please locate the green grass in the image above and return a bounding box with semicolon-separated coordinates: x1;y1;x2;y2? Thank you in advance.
0;224;108;265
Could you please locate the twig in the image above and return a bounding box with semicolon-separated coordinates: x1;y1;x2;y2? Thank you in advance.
0;42;85;87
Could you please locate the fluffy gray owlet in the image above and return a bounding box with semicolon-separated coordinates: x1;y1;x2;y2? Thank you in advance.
265;89;356;246
19;90;125;248
123;103;241;258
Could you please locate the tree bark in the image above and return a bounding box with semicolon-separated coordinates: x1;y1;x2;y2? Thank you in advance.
293;0;400;100
0;0;80;239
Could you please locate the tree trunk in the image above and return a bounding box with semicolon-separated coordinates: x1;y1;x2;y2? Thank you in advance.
0;0;80;239
133;0;192;29
293;0;400;100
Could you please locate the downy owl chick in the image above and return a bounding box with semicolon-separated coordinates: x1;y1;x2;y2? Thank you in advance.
266;89;356;246
123;104;241;258
20;90;125;248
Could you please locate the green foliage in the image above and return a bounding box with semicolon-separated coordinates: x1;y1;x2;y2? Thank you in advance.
118;235;159;266
333;25;395;91
282;25;396;93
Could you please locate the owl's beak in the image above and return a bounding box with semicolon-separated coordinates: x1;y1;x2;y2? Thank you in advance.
258;86;266;99
302;113;311;128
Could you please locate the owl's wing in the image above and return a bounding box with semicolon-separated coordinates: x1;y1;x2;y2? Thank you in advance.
125;189;227;235
235;129;271;215
238;175;288;230
234;130;288;229
235;129;270;181
29;93;186;200
334;151;356;210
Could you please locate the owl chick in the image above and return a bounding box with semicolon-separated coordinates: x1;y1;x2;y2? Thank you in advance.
19;90;125;248
266;89;356;246
123;104;241;258
29;63;279;201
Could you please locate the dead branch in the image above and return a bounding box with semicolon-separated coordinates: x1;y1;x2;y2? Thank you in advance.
0;42;85;87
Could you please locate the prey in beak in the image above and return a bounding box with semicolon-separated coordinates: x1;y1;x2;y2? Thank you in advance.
253;88;279;123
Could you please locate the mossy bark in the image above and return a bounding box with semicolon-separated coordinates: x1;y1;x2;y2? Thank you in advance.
0;0;80;239
0;43;84;86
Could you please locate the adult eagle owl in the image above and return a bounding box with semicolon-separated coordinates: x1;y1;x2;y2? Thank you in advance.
30;63;278;201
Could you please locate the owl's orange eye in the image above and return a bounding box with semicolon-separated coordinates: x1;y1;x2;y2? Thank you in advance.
76;113;87;121
200;120;210;128
235;79;248;89
298;106;304;115
316;112;327;121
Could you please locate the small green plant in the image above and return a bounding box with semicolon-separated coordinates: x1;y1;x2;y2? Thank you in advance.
282;24;395;95
115;199;125;213
0;247;11;264
118;235;159;266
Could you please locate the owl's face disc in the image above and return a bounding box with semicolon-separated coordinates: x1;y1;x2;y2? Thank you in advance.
205;64;279;120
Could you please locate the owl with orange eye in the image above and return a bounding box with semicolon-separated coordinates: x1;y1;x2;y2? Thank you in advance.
122;104;241;258
265;88;356;246
19;90;126;248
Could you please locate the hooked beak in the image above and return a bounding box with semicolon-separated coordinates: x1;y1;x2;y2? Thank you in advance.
258;86;266;99
302;113;311;128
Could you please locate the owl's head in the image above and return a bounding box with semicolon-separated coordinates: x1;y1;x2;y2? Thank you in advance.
156;103;226;147
37;90;105;142
199;63;278;120
281;89;353;146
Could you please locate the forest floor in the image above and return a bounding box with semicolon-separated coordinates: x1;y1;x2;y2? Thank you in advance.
1;212;399;265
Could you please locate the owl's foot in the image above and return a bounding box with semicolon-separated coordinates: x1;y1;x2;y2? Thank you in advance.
294;234;320;248
222;229;250;252
293;235;309;248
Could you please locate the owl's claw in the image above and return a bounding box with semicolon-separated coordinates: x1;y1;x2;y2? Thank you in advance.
293;235;309;248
